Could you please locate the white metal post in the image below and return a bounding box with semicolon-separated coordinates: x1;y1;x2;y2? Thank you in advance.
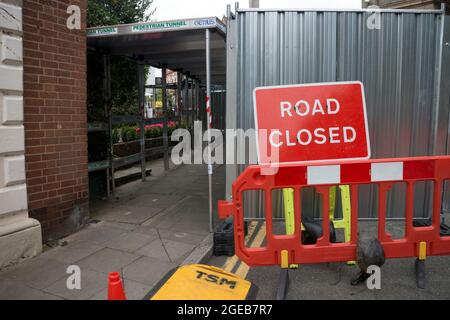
162;67;169;171
206;29;213;233
191;79;195;125
138;62;146;181
183;75;188;128
177;72;182;117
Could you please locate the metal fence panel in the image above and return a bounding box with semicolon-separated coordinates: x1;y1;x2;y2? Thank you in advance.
227;8;449;220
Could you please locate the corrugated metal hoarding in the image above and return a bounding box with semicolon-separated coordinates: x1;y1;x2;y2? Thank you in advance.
225;7;450;220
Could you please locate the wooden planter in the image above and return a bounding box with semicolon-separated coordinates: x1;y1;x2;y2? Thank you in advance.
113;137;164;158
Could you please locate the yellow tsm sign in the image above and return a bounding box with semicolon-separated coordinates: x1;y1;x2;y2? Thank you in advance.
150;264;253;300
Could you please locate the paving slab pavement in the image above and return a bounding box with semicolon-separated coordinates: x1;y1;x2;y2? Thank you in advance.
0;278;63;300
0;159;223;300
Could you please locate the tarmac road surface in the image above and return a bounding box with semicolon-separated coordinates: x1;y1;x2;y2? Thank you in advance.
208;221;450;300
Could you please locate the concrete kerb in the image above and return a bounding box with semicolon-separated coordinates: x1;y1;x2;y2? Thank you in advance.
181;233;214;266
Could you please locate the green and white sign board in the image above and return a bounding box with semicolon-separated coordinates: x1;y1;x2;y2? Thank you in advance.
87;18;224;38
87;27;118;37
131;18;217;33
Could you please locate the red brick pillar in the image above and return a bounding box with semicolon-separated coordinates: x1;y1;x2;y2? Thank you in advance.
23;0;89;241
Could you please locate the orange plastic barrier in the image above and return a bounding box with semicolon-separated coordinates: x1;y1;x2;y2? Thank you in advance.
218;156;450;267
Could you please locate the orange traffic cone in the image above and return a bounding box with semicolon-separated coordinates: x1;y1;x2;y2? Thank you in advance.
108;272;127;300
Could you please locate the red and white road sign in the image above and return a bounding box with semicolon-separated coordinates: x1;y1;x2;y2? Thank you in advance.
253;81;371;165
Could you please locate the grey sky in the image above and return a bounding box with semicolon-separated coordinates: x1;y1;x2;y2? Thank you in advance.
152;0;362;21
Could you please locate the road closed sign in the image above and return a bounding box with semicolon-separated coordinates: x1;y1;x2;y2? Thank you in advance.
253;81;371;165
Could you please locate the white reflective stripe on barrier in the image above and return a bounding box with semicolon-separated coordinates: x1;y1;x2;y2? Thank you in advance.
307;165;341;185
371;162;404;182
304;161;408;185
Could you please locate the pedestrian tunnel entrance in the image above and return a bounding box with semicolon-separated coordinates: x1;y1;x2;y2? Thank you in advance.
87;17;227;231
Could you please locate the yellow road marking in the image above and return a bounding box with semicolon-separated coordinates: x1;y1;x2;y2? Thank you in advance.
235;263;250;279
223;221;257;272
223;256;239;273
235;223;266;279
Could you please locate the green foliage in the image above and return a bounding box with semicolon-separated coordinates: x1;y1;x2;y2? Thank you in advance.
144;128;153;139
87;0;156;27
122;126;138;142
110;56;140;116
143;127;162;139
112;121;181;144
179;120;189;129
151;127;163;138
112;127;120;144
168;125;176;137
87;0;156;122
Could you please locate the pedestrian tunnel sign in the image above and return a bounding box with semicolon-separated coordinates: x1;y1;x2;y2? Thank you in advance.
253;81;371;165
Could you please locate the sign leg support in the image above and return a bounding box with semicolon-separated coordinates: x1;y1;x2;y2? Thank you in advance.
416;241;427;289
276;269;289;300
415;259;426;289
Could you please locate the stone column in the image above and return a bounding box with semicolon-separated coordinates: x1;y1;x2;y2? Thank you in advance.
0;0;42;269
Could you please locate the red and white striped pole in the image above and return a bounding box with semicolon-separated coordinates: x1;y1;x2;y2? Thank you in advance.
206;29;213;233
206;96;213;129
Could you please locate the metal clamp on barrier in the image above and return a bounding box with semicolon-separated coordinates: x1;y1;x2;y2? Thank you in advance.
218;156;450;268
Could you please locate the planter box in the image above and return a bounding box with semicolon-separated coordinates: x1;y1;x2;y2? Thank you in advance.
113;137;178;159
113;137;164;158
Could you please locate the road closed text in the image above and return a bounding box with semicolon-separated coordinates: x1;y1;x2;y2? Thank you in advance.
269;98;357;147
253;82;370;164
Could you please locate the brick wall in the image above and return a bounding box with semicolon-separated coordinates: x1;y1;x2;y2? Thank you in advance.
23;0;89;241
0;0;42;268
